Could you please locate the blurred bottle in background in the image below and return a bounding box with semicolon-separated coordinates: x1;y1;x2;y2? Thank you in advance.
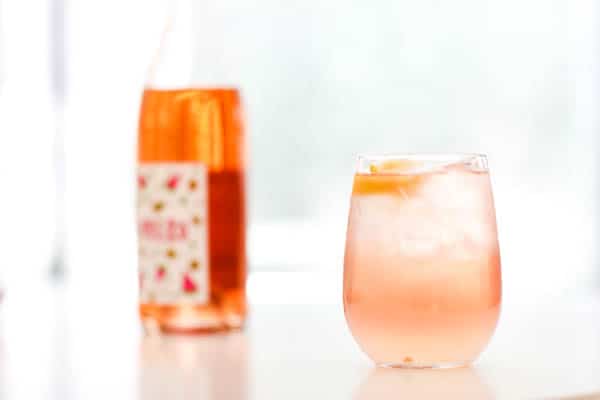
0;0;4;301
49;0;67;282
137;0;247;333
0;0;62;296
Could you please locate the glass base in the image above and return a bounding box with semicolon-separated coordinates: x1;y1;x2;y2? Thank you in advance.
140;303;245;335
378;361;470;369
142;317;243;335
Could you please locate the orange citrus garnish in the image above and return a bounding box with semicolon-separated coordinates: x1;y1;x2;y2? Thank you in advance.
368;159;421;174
354;159;424;196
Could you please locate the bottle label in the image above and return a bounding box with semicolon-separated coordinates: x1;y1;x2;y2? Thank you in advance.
137;163;209;304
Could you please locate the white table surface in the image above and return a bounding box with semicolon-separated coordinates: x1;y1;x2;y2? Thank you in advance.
1;273;599;400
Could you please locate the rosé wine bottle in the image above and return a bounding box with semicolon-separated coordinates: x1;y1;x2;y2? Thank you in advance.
137;0;246;333
343;154;501;368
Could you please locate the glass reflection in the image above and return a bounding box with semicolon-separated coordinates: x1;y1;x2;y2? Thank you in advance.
354;367;495;400
139;332;248;400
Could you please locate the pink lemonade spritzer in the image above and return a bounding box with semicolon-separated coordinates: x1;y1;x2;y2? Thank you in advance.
343;154;501;368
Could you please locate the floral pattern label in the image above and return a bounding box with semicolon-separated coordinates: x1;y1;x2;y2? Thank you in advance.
137;163;209;304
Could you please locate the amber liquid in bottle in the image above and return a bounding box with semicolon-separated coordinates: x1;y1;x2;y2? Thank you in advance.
138;88;246;333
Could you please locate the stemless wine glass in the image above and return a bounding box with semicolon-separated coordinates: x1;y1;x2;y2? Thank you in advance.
343;154;501;368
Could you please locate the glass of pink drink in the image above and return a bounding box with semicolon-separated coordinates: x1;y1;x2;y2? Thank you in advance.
343;154;501;368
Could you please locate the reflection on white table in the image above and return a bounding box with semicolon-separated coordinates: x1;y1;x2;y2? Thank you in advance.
0;273;600;400
354;368;494;400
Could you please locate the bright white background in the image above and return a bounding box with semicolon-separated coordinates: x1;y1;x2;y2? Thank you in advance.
0;0;598;308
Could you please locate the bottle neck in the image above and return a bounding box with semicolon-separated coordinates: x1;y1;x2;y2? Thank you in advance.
147;0;233;90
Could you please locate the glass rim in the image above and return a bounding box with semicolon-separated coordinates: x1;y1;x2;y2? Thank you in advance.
356;153;489;173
